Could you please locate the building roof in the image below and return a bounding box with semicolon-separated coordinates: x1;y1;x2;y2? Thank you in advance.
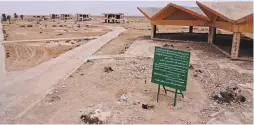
137;7;162;20
197;1;253;23
138;3;209;21
102;13;124;15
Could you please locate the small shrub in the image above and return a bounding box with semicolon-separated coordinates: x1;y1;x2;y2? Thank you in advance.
27;24;33;27
52;25;57;27
65;40;71;43
19;25;26;27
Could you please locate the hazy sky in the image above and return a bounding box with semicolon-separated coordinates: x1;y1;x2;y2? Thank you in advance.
0;1;197;16
0;0;252;16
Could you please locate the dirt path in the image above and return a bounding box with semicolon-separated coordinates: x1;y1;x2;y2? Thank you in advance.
0;26;125;123
3;36;98;43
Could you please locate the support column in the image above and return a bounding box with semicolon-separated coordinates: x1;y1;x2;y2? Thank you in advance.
231;32;241;59
208;26;216;44
151;24;157;38
189;26;193;33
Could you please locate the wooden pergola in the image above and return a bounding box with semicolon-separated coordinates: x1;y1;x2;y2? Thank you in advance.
138;3;211;39
137;1;253;60
196;1;253;59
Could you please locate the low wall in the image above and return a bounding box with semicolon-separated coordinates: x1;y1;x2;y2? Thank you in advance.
0;21;6;82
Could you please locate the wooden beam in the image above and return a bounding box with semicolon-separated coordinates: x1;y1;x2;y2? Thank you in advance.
214;21;253;33
208;26;216;44
151;20;206;26
137;7;152;21
151;3;172;20
152;7;178;20
151;24;156;38
231;32;241;59
189;26;193;33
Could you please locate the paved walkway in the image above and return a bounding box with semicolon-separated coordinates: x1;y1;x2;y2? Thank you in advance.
0;22;6;83
0;26;125;123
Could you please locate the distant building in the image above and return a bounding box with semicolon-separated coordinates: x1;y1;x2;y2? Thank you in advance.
103;13;125;23
50;14;60;20
76;14;91;21
60;14;72;20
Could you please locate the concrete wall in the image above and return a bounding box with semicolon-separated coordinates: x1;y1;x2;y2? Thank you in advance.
0;21;6;82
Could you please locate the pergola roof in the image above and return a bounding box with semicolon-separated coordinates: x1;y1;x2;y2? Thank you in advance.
196;1;253;23
138;3;209;21
137;7;162;20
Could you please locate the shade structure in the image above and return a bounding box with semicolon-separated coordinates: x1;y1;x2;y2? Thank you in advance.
196;1;253;33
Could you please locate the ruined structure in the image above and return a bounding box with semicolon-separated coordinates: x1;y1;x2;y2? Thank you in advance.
50;14;60;20
76;14;91;21
103;13;125;23
60;14;72;20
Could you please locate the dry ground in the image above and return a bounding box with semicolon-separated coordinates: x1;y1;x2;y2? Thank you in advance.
14;39;253;124
3;19;110;71
2;16;253;124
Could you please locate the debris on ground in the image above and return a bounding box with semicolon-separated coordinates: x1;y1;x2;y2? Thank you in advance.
48;95;61;102
80;114;103;124
189;64;194;69
119;94;128;101
80;109;111;124
195;69;203;73
142;104;155;109
212;86;246;104
104;66;113;73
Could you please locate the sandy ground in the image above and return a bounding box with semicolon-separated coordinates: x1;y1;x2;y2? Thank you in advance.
14;38;253;124
1;16;253;124
3;19;110;71
2;20;110;41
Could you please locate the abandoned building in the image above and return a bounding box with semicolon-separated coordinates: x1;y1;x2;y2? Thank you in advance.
60;14;72;20
76;14;91;21
103;13;125;23
50;14;60;20
138;1;253;61
26;15;49;20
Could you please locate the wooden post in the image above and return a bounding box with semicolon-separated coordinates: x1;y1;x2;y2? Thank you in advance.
208;26;216;44
151;24;156;38
231;32;241;59
189;26;193;33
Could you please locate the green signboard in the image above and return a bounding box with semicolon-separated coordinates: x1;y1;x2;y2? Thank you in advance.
151;46;191;106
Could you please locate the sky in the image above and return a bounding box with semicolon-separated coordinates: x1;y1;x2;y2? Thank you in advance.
0;0;252;16
0;1;197;16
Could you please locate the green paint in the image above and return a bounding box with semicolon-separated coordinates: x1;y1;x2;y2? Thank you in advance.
151;47;190;91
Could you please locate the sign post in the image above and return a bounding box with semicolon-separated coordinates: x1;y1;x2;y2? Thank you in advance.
151;46;190;106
